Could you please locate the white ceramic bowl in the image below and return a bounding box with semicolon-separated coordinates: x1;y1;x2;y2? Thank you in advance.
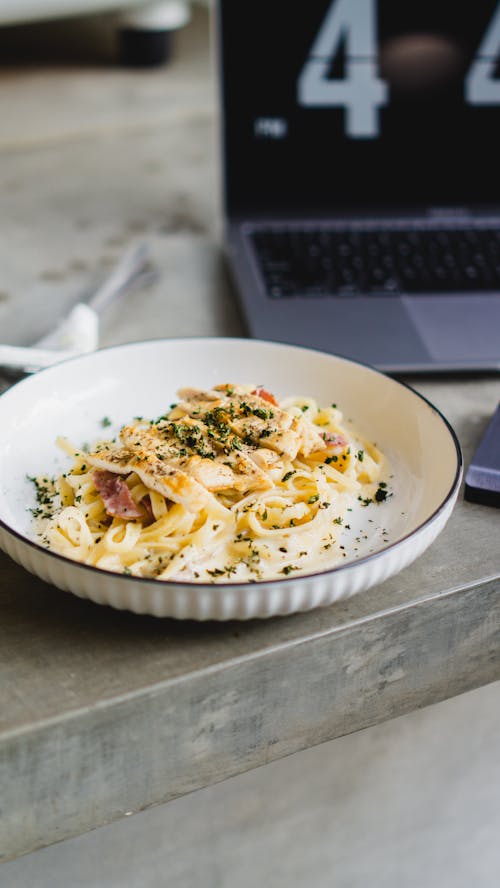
0;338;462;620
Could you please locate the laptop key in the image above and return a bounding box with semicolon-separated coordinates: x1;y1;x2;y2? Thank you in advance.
251;226;500;297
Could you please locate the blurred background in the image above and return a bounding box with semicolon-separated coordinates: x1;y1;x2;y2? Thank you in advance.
0;0;242;359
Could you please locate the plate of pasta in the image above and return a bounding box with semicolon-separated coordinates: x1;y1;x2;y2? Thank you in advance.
0;337;462;619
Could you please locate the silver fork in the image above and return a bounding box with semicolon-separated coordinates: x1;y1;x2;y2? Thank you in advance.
0;243;157;374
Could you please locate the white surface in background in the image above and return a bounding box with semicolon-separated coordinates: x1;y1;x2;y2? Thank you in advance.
0;0;197;27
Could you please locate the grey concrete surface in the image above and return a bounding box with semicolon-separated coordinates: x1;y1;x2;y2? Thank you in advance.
1;5;500;884
4;679;500;887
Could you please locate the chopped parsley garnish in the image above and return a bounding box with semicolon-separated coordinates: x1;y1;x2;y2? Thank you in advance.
239;401;274;421
359;496;373;507
358;482;390;506
27;475;57;518
253;407;274;420
375;484;389;502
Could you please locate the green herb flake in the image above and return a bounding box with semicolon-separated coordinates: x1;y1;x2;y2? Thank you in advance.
358;495;373;507
375;484;389;502
281;565;299;575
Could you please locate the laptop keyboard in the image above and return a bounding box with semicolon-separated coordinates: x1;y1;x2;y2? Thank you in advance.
250;225;500;297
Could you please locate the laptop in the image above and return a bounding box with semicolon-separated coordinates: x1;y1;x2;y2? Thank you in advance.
217;0;500;373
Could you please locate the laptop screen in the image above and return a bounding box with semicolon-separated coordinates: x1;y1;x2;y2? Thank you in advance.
219;0;500;215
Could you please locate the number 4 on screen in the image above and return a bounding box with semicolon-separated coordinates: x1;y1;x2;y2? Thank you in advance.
298;0;500;139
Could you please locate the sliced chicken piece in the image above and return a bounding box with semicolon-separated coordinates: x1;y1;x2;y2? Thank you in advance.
187;455;238;491
171;414;274;491
179;388;303;458
221;451;274;492
176;387;221;403
215;387;330;457
122;419;217;462
228;416;302;459
86;445;133;474
216;387;330;457
122;420;272;494
249;447;285;472
87;442;210;513
134;460;210;512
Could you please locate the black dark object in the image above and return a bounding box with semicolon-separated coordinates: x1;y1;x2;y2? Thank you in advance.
251;227;500;299
464;403;500;507
118;28;172;67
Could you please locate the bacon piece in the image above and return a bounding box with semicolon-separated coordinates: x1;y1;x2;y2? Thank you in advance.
92;470;143;519
321;431;347;449
252;387;278;406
